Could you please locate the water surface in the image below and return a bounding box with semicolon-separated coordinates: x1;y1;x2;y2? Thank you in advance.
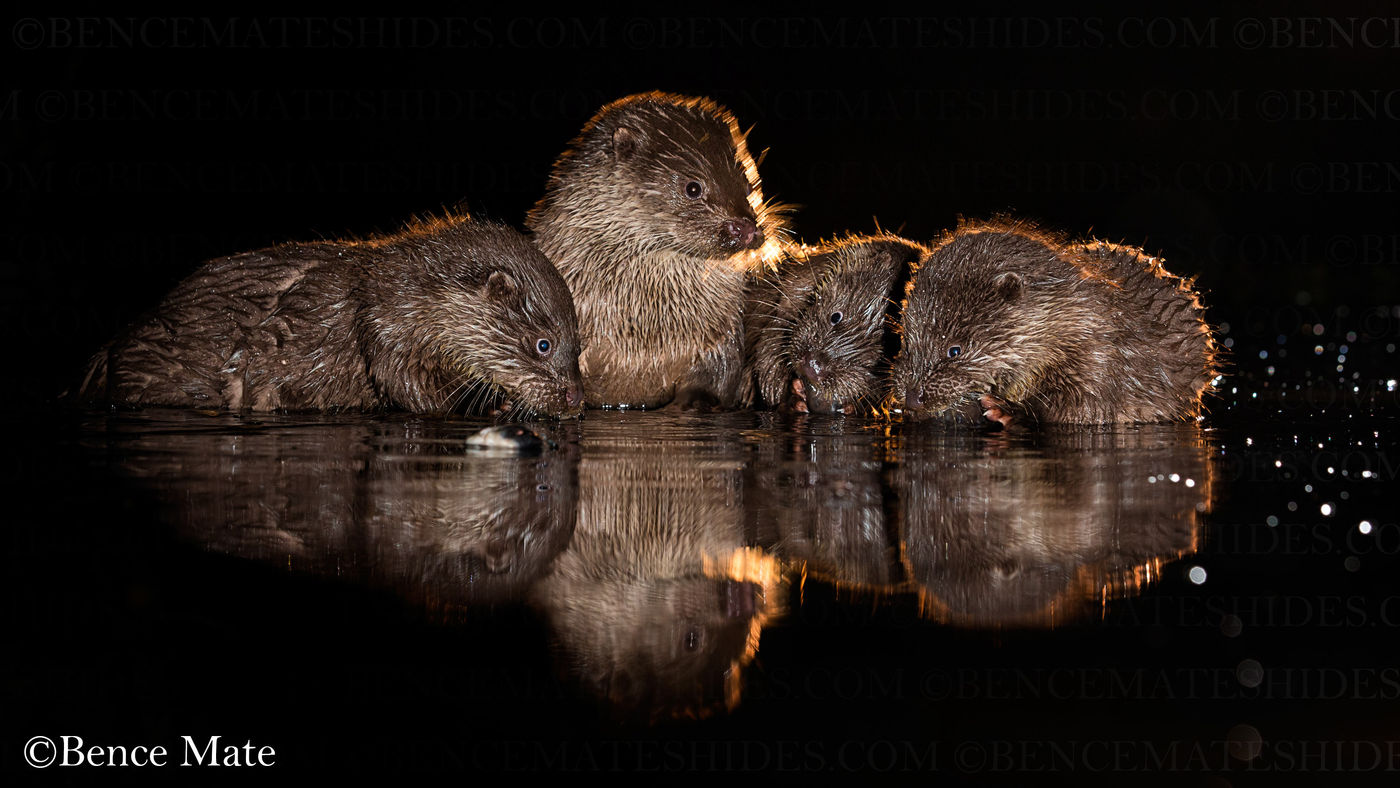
11;402;1399;780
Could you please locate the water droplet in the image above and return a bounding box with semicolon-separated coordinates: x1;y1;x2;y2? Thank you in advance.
1320;503;1334;516
1227;724;1263;761
1359;521;1372;534
1188;566;1207;585
1236;659;1264;688
1344;556;1360;572
1220;614;1243;637
1266;516;1279;527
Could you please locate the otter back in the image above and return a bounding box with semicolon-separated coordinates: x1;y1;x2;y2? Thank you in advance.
79;216;584;418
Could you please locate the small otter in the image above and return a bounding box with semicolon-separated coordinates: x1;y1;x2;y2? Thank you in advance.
526;91;787;409
747;234;927;414
892;218;1219;425
79;215;584;419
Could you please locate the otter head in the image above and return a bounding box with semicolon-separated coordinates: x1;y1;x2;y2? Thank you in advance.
537;93;778;264
418;222;584;419
781;237;926;415
893;229;1057;422
469;266;585;419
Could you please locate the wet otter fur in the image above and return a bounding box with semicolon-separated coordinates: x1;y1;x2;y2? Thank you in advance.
747;234;926;415
79;214;584;419
893;218;1219;425
526;91;788;409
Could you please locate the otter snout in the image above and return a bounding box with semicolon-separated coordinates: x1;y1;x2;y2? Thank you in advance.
797;355;827;386
721;217;763;251
904;387;924;411
899;385;991;424
556;384;584;419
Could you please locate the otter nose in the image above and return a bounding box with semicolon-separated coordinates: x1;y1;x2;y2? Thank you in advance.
905;387;924;411
798;355;827;385
723;218;761;249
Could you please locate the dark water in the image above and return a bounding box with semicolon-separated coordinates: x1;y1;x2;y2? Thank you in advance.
9;375;1400;783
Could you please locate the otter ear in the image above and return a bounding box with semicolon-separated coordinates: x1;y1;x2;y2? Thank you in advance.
485;270;519;304
993;271;1023;302
612;125;639;161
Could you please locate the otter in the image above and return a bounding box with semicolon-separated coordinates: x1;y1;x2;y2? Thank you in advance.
892;218;1219;425
747;234;927;414
79;214;585;419
526;91;787;409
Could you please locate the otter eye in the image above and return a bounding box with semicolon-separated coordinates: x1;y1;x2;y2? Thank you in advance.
684;180;703;199
947;345;962;358
829;311;844;326
536;338;552;356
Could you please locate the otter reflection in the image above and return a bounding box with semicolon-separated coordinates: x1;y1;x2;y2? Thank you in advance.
97;412;577;608
746;416;895;589
894;426;1215;627
532;414;783;719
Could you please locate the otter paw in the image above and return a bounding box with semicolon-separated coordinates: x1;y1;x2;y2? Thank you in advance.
787;378;809;413
979;395;1015;429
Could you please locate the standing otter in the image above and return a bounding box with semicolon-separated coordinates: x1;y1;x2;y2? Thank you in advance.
747;234;927;414
79;215;585;419
526;92;786;409
892;219;1219;425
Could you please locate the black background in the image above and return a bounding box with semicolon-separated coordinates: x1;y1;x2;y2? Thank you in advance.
5;5;1400;785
